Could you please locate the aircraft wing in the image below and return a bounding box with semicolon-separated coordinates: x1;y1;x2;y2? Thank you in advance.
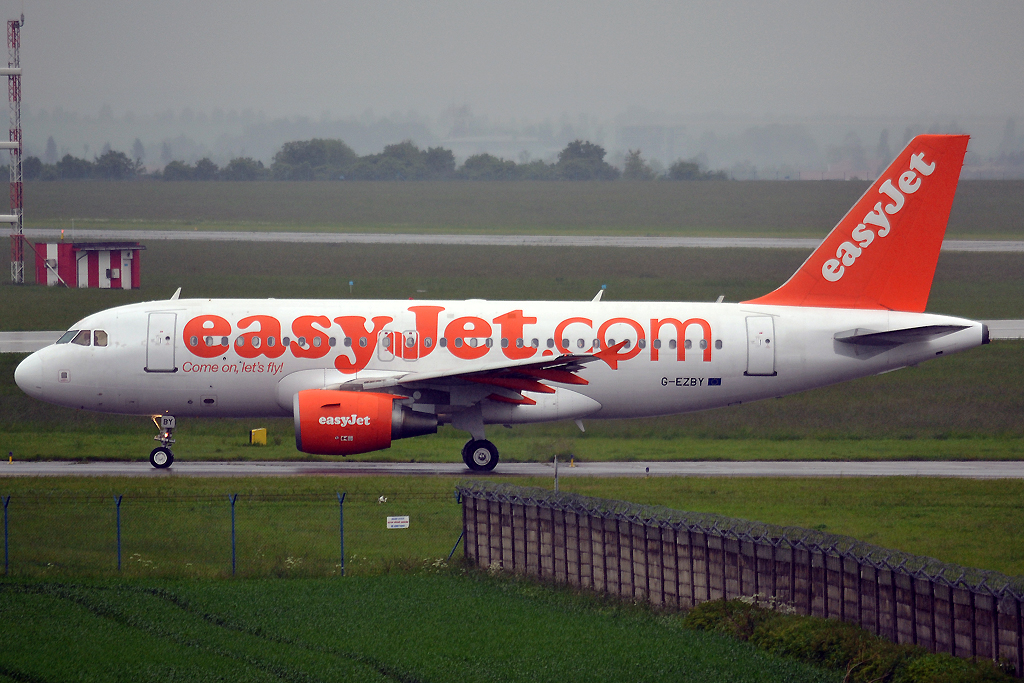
341;342;628;405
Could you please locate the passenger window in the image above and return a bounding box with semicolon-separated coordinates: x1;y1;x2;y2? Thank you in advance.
93;330;108;347
546;338;555;348
684;339;692;350
71;330;91;346
57;330;78;344
669;339;677;350
715;339;723;349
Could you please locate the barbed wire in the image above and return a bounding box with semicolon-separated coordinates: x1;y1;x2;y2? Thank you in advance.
456;480;1024;601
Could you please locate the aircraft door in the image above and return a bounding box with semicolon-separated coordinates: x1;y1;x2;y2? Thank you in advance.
146;312;178;373
398;330;419;361
744;316;776;376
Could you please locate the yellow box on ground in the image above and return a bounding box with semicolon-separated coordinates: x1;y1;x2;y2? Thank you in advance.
249;428;267;446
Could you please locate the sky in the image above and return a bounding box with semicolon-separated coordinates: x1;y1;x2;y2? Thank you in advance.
4;0;1023;122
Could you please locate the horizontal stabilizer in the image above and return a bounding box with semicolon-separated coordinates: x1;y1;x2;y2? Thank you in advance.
834;325;968;347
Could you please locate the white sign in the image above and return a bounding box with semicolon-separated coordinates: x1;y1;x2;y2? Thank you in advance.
387;516;410;529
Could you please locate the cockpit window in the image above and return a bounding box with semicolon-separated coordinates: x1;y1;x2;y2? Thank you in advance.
93;330;108;347
70;330;91;346
56;330;78;344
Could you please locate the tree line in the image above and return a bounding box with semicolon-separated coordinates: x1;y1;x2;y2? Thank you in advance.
18;138;726;182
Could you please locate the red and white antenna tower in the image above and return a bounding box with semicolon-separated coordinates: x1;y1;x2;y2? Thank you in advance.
2;15;23;284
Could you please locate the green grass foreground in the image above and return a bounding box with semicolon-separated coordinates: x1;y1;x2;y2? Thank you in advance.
0;573;840;683
683;599;1014;682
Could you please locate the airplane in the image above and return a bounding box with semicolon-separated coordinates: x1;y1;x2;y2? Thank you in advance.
14;134;988;471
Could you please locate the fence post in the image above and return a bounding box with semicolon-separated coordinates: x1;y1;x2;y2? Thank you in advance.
448;531;465;561
3;495;9;575
228;494;238;575
337;492;346;576
114;495;123;572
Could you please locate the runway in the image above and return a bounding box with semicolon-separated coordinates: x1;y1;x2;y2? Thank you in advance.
3;460;1024;478
22;228;1024;252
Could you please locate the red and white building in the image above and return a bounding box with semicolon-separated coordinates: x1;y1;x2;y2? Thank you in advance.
34;241;144;289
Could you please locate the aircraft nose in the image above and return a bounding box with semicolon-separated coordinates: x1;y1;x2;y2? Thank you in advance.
14;352;44;398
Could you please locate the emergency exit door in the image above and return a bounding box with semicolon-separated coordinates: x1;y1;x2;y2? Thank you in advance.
744;316;776;376
146;312;177;372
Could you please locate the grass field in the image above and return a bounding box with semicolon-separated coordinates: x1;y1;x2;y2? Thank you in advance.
1;474;1018;682
1;476;1022;577
0;573;841;683
5;240;1024;328
14;179;1024;238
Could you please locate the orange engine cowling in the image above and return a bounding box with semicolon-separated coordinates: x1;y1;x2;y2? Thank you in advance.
293;389;437;455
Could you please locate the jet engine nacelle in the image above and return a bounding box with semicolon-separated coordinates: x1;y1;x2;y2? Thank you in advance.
293;389;437;455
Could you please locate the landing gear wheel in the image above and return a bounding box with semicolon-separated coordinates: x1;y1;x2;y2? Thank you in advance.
149;447;174;469
462;439;499;472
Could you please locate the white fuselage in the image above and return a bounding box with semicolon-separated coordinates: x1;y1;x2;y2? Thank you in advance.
15;298;985;426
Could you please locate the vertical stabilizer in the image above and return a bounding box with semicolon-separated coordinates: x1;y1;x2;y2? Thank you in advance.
744;134;968;312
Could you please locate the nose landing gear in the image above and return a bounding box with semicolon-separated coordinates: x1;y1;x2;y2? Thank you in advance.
150;415;176;469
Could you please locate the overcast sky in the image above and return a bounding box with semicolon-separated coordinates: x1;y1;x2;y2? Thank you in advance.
3;0;1022;122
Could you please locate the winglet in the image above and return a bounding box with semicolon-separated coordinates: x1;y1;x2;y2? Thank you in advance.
170;287;181;300
594;340;630;369
743;134;969;312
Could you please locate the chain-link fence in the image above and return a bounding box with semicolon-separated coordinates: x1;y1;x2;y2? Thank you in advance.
0;490;464;579
457;481;1024;676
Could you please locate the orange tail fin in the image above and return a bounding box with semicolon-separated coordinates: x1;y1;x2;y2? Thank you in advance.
744;134;969;312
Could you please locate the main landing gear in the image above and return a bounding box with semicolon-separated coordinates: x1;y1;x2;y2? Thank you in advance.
150;415;176;469
462;439;499;472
